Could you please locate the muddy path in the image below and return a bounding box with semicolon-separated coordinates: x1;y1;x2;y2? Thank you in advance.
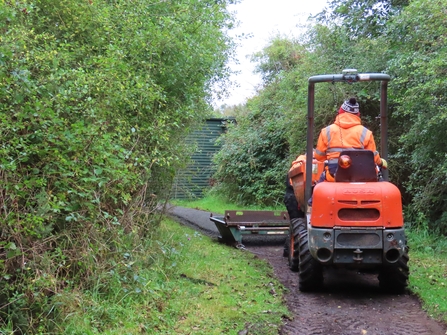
168;206;447;335
246;239;446;335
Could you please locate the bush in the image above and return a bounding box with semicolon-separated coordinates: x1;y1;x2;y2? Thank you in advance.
213;99;289;206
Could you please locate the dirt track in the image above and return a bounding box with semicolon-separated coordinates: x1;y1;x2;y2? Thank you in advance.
168;206;447;335
246;239;446;335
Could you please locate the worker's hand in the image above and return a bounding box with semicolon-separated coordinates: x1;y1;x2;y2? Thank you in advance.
380;159;388;169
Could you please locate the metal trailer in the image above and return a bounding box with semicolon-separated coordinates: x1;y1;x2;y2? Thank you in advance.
210;210;289;248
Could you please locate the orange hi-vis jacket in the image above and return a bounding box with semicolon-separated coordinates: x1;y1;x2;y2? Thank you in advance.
314;113;382;166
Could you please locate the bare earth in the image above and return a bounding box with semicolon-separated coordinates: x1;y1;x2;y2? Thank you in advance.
168;206;447;335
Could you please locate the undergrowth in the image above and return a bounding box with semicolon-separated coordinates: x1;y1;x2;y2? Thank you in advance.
1;218;289;334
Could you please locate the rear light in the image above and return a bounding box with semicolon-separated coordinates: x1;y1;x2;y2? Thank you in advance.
338;155;352;169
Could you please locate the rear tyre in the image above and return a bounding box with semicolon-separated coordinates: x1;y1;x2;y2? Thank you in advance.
378;246;409;293
298;230;323;291
283;175;304;220
288;218;306;271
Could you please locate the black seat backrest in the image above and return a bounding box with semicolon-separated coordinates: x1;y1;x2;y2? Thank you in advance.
335;149;377;182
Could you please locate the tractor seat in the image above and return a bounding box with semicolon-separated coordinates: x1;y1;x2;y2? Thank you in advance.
335;149;378;182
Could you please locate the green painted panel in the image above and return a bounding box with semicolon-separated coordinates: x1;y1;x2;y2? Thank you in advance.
172;118;234;199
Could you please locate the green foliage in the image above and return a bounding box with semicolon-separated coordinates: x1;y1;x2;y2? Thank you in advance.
317;0;409;38
213;99;290;206
386;0;447;231
252;37;307;84
0;0;236;332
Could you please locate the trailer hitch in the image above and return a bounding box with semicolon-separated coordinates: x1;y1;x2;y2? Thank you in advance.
353;248;363;262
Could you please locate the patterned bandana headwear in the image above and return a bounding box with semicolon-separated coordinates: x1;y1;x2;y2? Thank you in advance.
339;97;360;114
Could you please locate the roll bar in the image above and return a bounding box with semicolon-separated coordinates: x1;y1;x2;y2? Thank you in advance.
305;70;391;210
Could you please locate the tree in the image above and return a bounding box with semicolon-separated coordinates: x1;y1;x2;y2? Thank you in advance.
213;93;290;206
316;0;409;38
252;37;306;84
213;37;311;206
212;31;391;205
385;0;447;232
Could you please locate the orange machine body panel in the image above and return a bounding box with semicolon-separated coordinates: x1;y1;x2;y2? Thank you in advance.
288;155;325;210
310;181;403;229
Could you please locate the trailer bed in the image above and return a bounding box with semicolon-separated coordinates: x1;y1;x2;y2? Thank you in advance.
210;210;289;248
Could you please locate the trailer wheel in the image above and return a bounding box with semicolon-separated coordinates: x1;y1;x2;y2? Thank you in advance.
299;230;323;291
378;247;409;293
288;218;305;271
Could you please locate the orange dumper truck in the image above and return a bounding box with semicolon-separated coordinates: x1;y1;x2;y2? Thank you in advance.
285;70;409;292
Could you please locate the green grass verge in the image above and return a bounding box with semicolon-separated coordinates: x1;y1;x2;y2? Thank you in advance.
171;193;284;214
406;229;447;324
54;218;290;335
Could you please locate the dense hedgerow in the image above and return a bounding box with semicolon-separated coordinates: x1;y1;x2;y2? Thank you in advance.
0;0;235;332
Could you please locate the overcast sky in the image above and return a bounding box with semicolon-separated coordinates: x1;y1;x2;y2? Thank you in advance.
214;0;328;107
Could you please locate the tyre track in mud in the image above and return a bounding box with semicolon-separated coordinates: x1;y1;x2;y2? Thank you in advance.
168;206;447;335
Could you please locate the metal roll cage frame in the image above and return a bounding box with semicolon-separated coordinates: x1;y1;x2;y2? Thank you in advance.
305;70;391;209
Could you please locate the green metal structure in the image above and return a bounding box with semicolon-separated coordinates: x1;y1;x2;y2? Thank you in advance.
172;118;233;199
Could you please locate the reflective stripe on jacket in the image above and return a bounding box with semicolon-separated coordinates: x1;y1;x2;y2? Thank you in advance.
314;113;382;166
